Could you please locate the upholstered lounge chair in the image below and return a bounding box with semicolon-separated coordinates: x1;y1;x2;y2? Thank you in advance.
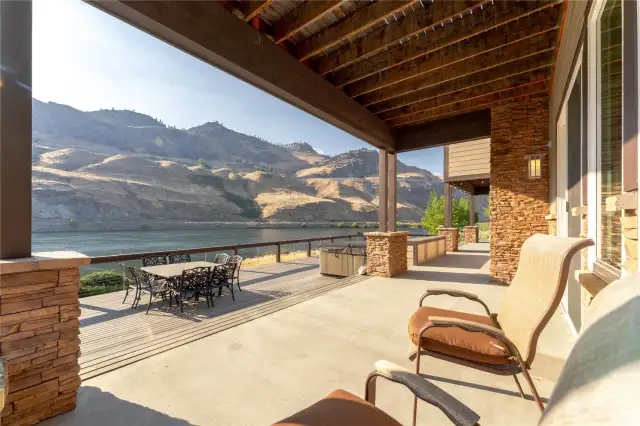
274;360;480;426
408;234;593;414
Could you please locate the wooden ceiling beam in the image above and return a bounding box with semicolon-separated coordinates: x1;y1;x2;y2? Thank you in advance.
391;81;550;127
331;0;562;89
243;0;273;22
274;0;344;44
297;1;417;62
315;0;486;76
89;1;394;150
356;28;558;107
386;74;552;126
374;52;554;118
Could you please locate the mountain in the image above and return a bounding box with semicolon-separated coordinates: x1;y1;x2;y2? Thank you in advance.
31;100;454;231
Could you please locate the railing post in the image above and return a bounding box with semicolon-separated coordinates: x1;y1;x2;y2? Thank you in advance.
330;237;334;243
307;241;312;257
232;247;238;256
276;244;281;263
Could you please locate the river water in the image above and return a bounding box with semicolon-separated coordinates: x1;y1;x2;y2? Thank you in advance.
33;228;426;274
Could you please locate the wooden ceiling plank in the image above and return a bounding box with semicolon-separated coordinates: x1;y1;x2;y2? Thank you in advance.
243;0;274;22
315;0;487;76
391;81;550;126
332;0;562;88
356;29;558;107
385;76;552;125
274;1;344;44
90;1;394;150
373;53;554;117
297;1;417;62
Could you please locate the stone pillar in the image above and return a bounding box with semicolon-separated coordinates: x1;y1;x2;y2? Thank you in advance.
464;226;479;244
490;97;549;284
364;232;408;277
0;252;89;426
622;207;638;274
439;228;459;252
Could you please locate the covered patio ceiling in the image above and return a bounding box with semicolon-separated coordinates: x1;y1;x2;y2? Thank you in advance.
90;0;564;152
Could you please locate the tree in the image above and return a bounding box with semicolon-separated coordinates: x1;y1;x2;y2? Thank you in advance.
195;158;208;169
421;192;470;234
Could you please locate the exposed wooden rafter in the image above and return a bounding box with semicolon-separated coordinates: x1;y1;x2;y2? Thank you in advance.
355;28;558;107
243;0;273;22
315;0;487;76
331;0;562;89
297;1;417;62
274;0;343;44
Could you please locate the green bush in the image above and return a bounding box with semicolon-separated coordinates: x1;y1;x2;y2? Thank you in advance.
350;222;359;228
79;285;121;298
336;222;345;228
81;271;123;288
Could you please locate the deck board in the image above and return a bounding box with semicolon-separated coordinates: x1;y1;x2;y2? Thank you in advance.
79;257;368;379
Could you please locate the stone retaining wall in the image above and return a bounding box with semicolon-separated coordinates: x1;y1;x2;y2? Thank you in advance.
490;97;550;284
365;232;408;277
0;252;88;426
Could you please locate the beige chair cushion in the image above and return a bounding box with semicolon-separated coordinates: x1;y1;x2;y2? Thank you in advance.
273;389;402;426
408;306;513;365
497;235;593;365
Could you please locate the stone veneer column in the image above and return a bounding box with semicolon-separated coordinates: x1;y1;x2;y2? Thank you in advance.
364;232;408;277
463;226;478;244
438;228;459;252
622;206;638;274
490;97;550;284
0;252;89;425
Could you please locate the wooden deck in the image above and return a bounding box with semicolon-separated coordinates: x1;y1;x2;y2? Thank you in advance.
79;257;368;380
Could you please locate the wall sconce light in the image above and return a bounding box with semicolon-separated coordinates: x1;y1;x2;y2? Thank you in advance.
526;154;543;179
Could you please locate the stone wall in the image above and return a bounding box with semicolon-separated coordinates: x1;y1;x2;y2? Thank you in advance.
463;226;478;244
365;232;408;278
622;205;638;274
490;97;550;284
0;252;88;426
438;228;459;252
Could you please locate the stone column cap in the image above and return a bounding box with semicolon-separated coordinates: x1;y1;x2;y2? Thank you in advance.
364;231;410;237
464;225;479;228
0;251;90;275
439;227;459;231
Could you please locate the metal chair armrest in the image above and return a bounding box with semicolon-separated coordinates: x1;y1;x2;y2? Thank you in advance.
419;289;492;317
365;360;480;426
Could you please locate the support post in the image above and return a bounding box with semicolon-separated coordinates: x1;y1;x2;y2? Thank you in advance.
387;152;397;232
469;192;476;226
307;241;312;257
444;183;452;228
0;0;32;259
378;149;388;232
276;244;281;263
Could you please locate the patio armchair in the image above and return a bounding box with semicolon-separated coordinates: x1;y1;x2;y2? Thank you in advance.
142;255;168;266
120;263;139;306
131;267;171;315
228;255;243;291
168;253;191;264
408;234;593;415
173;266;211;312
212;253;230;264
210;262;237;301
274;360;480;426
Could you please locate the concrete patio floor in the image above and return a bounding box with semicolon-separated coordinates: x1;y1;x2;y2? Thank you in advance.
43;243;575;426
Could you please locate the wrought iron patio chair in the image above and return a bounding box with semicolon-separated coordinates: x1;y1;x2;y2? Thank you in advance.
142;255;168;266
274;360;480;426
173;267;211;312
228;255;243;291
407;234;593;418
131;267;170;315
168;253;191;264
210;262;236;301
212;253;230;264
120;263;139;306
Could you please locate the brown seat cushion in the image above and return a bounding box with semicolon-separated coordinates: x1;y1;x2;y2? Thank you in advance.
273;389;402;426
408;306;514;365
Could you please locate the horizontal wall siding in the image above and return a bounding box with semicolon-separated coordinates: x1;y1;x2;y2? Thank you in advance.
447;138;490;178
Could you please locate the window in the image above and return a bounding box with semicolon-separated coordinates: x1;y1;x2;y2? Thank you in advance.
596;0;623;268
527;155;542;179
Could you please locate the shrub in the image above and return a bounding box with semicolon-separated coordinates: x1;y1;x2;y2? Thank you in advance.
350;222;359;228
79;285;121;298
336;222;345;228
81;271;123;288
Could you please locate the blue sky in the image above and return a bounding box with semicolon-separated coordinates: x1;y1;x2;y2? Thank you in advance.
32;0;443;174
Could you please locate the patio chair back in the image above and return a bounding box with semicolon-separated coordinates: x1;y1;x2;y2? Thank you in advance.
181;267;210;292
213;253;230;264
131;267;152;289
497;234;593;366
142;255;168;266
121;263;137;287
229;255;243;279
168;253;191;264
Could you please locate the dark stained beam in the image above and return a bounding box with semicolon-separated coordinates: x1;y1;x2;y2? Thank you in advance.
0;0;32;258
274;0;343;44
90;1;394;149
388;77;551;126
391;81;549;127
376;53;554;120
297;1;417;62
394;110;491;152
331;1;562;89
243;0;273;22
356;29;557;107
315;0;486;76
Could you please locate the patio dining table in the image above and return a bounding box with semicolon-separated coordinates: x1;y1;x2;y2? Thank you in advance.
141;261;223;279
